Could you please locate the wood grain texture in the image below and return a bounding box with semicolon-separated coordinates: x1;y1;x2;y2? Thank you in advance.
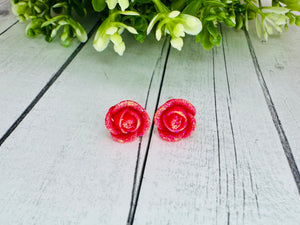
0;0;18;35
133;27;300;225
0;31;169;224
126;39;171;225
0;15;99;141
247;23;300;173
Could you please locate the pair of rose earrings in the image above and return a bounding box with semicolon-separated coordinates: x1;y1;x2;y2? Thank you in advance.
105;99;196;143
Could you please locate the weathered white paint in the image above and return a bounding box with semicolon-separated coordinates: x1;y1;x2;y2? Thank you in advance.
247;23;300;165
0;0;17;34
133;27;300;225
0;4;300;225
0;31;168;224
0;14;99;137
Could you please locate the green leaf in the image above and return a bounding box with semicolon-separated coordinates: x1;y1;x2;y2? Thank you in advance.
205;15;217;21
284;23;289;31
66;17;88;42
262;7;290;14
135;33;146;42
92;0;106;12
171;0;187;11
278;0;300;11
182;0;202;16
52;2;68;9
288;14;295;24
26;18;44;37
255;15;262;38
209;33;221;46
207;22;219;38
203;1;226;7
42;15;66;27
72;0;87;17
61;25;73;47
235;14;243;30
296;16;300;26
196;26;214;50
11;0;300;55
224;18;235;27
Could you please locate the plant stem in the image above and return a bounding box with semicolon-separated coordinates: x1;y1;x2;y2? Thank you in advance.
258;0;262;8
152;0;169;13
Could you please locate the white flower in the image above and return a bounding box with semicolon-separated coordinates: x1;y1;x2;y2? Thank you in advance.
106;0;130;11
147;11;202;50
93;11;139;56
170;37;183;51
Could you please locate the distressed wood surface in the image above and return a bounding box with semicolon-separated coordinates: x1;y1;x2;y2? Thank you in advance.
0;30;169;224
0;0;17;35
0;14;99;141
133;26;300;225
247;25;300;167
0;6;300;225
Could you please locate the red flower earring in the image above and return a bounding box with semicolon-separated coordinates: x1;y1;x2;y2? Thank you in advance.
105;99;196;143
105;100;151;143
154;99;196;142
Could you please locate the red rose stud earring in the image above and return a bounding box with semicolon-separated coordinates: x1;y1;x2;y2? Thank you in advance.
105;100;151;143
154;99;196;142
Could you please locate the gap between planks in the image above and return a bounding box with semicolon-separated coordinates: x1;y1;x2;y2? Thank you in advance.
126;40;171;225
0;19;102;147
131;25;300;225
244;29;300;194
0;0;18;35
0;20;18;36
127;37;170;223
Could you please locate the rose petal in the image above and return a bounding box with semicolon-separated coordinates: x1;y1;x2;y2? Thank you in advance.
120;109;142;133
157;128;186;142
154;101;169;130
165;99;196;115
111;100;144;115
111;132;138;143
113;108;130;133
154;99;196;142
154;99;196;129
105;106;121;135
112;100;150;137
157;113;195;142
137;110;150;136
182;112;196;138
162;107;188;132
105;100;150;143
163;105;186;116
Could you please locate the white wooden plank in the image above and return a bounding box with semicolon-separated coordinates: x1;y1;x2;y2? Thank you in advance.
0;15;99;139
247;23;300;166
133;27;300;225
0;0;17;34
0;32;168;224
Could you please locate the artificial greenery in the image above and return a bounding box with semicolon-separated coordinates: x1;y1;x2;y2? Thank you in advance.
12;0;300;55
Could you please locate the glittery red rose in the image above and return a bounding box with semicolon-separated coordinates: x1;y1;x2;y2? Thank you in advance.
154;99;196;142
105;100;151;143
